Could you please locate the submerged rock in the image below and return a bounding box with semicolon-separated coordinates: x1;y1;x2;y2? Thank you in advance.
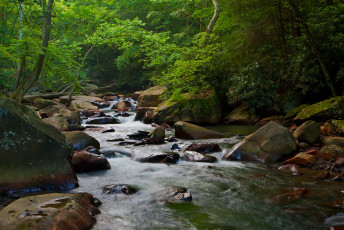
62;131;100;150
293;120;320;145
269;187;309;205
0;97;77;193
181;151;217;163
72;151;111;173
223;121;297;163
0;193;100;230
103;184;138;195
158;187;192;203
174;121;225;140
185;143;221;154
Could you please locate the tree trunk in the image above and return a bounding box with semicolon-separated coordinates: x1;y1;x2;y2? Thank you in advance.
288;0;337;97
11;0;54;102
206;0;220;34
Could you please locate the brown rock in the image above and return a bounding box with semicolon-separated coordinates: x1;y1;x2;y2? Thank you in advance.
185;143;221;154
312;170;330;179
283;152;315;167
137;86;166;107
322;136;344;148
174;121;225;140
318;145;344;161
278;164;304;175
270;187;309;204
72;151;111;173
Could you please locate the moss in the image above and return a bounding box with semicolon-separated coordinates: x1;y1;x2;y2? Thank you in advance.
284;104;310;119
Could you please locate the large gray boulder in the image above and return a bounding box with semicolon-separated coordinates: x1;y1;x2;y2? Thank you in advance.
293;120;320;144
223;121;297;163
0;97;77;193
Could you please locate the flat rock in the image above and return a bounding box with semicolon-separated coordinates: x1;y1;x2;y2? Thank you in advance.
174;121;225;140
181;151;217;163
103;184;137;195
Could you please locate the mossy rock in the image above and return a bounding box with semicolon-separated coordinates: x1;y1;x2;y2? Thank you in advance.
324;119;344;134
223;103;260;125
294;97;344;125
137;86;166;107
153;91;222;124
174;121;225;139
33;98;57;109
284;104;310;120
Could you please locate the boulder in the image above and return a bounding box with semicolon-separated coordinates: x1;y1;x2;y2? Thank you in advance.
103;184;137;195
284;104;310;120
59;109;81;125
111;101;132;110
137;86;166;107
0;97;77;193
153;90;222;124
294;97;344;125
322;136;344;148
185;143;221;153
282;152;315;167
86;117;120;124
181;151;217;163
318;145;344;161
67;95;104;110
293;120;320;145
62;131;100;150
331;158;344;173
68;124;86;131
131;91;143;101
137;152;180;164
158;187;192;203
223;121;297;163
223;103;260;125
255;116;283;126
278;164;304;175
135;107;156;121
90;100;110;109
72;151;111;172
147;126;165;144
0;193;100;230
174;121;225;140
43;116;69;131
33;98;57;109
39;104;68;117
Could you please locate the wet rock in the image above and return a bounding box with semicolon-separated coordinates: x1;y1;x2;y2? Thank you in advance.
128;131;150;140
131;91;143;101
67;95;104;110
171;144;180;150
331;158;344;173
299;142;311;150
103;184;137;195
174;121;225;140
33;98;57;109
312;170;331;179
185;143;221;154
68;124;86;131
147;126;165;144
282;152;315;167
102;128;115;133
181;151;217;163
135;107;156;121
72;151;111;173
62;131;100;150
0;193;100;230
59;109;81;125
333;175;343;181
43;116;69;131
86;117;120;124
293;120;320;145
165;136;177;142
223;103;260;125
90;100;110;109
278;164;304;175
112;101;132;110
223;122;297;163
0;97;77;192
119;141;137;146
39;104;68;117
107;138;125;142
137;86;166;107
269;187;309;205
159;187;192;203
142;152;180;164
153;90;222;124
318;145;344;161
322;136;344;148
83;146;101;155
115;112;131;117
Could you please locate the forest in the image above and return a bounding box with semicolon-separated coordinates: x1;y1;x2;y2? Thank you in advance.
1;0;344;112
2;1;344;229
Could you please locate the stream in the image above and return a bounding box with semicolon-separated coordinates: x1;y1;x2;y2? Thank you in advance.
71;107;343;230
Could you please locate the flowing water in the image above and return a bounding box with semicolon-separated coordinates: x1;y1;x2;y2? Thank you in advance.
72;109;344;230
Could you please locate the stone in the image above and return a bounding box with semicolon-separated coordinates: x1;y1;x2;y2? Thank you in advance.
90;100;110;109
331;158;344;173
33;98;57;109
255;116;283;126
171;144;180;150
312;170;331;179
269;187;309;204
62;131;100;150
131;91;143;100
102;128;115;133
284;104;310;120
324;120;344;135
153;90;222;124
147;126;165;144
223;122;297;163
282;152;315;167
72;151;111;173
299;142;311;150
294;97;344;125
68;124;86;131
322;136;344;148
158;187;192;203
293;120;320;144
111;101;132;110
223;103;260;125
128;131;150;140
0;193;100;230
143;109;155;124
185;143;221;154
137;86;166;107
39;104;68;117
135;107;156;121
143;152;180;163
278;164;304;175
83;146;101;155
181;151;217;163
43;116;69;131
103;95;117;101
0;97;77;193
59;109;81;125
103;184;137;195
174;121;225;140
318;145;344;161
86;117;120;124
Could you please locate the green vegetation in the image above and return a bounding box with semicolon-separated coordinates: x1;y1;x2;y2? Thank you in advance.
1;0;344;113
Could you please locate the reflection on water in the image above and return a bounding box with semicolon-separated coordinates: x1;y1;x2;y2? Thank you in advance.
72;111;341;230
